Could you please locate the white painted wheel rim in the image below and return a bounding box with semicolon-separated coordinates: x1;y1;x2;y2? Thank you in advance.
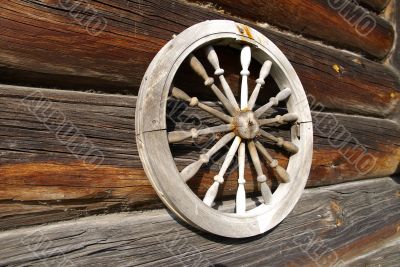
136;20;313;238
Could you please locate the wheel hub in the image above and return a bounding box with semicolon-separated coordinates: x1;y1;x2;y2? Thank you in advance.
234;111;260;139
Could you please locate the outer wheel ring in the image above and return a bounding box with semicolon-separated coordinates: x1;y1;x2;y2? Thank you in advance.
136;20;313;238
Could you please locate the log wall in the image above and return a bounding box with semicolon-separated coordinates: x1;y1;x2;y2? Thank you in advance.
0;85;399;230
0;178;398;266
190;0;394;58
0;0;399;265
0;0;399;118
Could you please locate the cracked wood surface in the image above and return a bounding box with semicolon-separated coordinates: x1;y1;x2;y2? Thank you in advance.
0;177;398;266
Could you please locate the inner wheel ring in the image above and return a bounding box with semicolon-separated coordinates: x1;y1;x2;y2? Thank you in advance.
136;20;313;238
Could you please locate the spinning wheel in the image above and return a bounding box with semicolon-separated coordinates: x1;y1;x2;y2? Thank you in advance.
136;20;313;238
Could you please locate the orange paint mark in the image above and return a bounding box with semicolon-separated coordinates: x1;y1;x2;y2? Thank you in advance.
330;200;342;213
332;64;341;73
243;25;254;40
236;24;254;40
336;218;343;227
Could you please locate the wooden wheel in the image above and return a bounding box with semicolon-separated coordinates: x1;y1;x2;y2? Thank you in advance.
136;20;313;238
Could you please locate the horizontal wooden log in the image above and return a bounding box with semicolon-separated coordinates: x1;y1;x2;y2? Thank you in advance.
0;178;398;266
0;0;399;118
344;237;400;266
0;85;399;230
388;0;400;71
358;0;391;12
384;0;400;123
192;0;394;58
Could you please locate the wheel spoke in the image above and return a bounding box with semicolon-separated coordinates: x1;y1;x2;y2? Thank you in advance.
248;141;272;204
254;88;292;117
181;132;235;182
259;129;299;154
188;54;237;115
248;60;272;110
255;141;290;183
171;87;233;123
240;46;251;110
205;46;239;109
203;136;241;207
259;113;298;126
168;124;233;143
236;142;247;214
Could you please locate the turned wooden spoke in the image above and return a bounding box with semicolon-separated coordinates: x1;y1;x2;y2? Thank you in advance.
180;132;235;182
248;141;272;204
255;141;290;183
259;113;299;126
254;88;292;117
168;124;233;143
171;87;233;123
236;142;247;214
205;46;239;110
259;129;299;154
203;136;241;207
188;54;236;115
240;46;251;109
248;60;272;110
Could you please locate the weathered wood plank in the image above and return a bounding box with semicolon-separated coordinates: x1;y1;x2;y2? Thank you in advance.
343;237;400;266
190;0;394;58
388;0;400;71
359;0;391;12
0;0;399;118
0;85;399;230
0;178;398;266
384;0;400;123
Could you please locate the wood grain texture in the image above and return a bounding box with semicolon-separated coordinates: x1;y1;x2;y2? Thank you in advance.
0;85;399;230
343;237;400;266
0;178;399;266
388;0;400;71
357;0;393;13
0;0;399;118
384;0;400;123
191;0;394;58
358;0;391;12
